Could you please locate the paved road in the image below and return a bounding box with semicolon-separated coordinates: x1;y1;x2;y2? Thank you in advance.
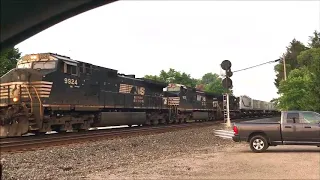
203;144;320;180
97;142;320;180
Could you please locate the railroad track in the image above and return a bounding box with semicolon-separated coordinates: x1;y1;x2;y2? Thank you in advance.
0;121;217;153
0;116;277;153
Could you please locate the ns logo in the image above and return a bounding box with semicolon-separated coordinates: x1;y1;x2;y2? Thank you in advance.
130;86;145;95
119;83;145;95
129;85;145;103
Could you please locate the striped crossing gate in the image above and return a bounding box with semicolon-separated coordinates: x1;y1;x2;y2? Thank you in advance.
214;129;234;139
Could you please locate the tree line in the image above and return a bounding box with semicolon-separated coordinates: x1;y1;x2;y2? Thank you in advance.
144;69;232;94
273;30;320;112
0;48;21;77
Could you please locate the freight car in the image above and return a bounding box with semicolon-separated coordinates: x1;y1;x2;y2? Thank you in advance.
238;95;277;117
0;53;278;138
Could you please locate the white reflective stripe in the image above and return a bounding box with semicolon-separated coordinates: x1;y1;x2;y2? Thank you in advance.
215;135;233;139
214;130;234;135
214;130;234;139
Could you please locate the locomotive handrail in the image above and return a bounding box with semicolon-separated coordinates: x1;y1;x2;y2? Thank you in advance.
31;85;43;118
22;85;33;113
7;85;10;104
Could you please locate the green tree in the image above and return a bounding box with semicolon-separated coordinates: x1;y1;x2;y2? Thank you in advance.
199;72;232;94
277;68;315;111
276;31;320;111
144;68;199;88
308;30;320;48
144;70;231;94
270;98;279;109
0;48;21;77
297;47;320;111
274;39;308;89
144;74;162;82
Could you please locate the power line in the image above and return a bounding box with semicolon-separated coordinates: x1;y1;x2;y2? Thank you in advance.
233;59;281;73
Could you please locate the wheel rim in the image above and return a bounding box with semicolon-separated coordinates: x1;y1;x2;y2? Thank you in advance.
253;138;264;150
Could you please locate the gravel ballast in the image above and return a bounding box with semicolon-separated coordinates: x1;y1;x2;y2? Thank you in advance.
1;123;232;180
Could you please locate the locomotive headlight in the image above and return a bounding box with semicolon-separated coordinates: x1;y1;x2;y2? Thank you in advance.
31;55;38;60
11;86;20;103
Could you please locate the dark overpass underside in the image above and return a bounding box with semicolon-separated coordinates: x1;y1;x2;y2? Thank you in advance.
1;0;117;51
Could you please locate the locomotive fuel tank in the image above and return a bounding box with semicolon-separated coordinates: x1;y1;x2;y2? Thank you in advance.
95;112;146;127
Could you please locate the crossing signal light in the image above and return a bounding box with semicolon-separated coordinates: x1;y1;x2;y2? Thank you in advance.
221;60;231;70
221;60;233;89
222;77;232;89
226;69;233;77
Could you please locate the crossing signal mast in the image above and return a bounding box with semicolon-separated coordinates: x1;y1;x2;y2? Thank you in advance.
219;58;281;127
220;60;233;128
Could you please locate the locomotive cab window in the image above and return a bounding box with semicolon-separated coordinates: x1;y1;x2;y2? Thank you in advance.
79;63;85;74
17;61;56;70
62;61;78;76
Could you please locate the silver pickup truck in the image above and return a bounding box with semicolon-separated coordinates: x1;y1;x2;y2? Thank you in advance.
232;111;320;152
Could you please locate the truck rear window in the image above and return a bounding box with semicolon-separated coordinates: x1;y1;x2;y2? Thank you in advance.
286;113;299;123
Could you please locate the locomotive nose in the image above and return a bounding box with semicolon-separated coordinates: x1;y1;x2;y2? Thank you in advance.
0;68;45;138
1;68;43;105
0;68;43;83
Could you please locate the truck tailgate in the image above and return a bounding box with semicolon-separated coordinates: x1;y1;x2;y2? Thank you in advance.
236;122;282;142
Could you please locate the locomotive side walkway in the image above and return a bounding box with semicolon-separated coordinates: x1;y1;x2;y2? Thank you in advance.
1;121;319;180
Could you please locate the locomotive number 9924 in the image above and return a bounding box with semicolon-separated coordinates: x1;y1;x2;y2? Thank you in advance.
64;78;78;85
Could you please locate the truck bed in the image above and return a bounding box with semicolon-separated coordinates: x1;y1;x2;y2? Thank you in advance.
233;118;282;143
241;117;281;123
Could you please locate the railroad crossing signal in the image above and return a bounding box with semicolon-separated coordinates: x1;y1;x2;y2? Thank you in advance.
220;60;233;89
222;77;232;89
220;60;233;128
221;60;231;70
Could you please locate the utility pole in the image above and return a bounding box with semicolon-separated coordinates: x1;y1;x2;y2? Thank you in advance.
283;53;287;81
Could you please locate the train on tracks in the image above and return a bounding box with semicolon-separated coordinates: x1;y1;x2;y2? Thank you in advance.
0;53;278;138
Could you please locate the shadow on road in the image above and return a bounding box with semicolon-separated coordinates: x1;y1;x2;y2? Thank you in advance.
240;148;320;153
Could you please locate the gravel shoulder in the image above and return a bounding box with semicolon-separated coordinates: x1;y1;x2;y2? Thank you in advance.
1;123;319;180
1;123;229;180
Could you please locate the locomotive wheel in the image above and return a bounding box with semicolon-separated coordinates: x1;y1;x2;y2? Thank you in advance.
151;119;158;126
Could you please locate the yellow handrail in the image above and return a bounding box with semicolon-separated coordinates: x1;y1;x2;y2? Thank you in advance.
23;85;33;113
31;86;43;118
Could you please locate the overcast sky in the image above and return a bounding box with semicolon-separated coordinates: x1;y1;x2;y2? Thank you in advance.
15;1;320;102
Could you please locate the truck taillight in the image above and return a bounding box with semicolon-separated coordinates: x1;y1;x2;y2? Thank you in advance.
233;125;238;135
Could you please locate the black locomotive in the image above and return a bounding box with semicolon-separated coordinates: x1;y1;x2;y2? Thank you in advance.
0;53;276;138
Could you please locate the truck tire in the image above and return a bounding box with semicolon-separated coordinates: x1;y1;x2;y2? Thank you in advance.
249;135;269;153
